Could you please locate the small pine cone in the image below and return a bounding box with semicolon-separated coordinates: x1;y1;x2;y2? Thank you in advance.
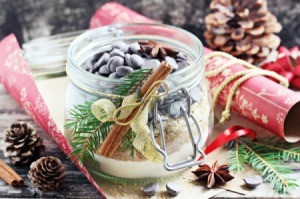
28;156;65;191
204;0;282;64
3;122;45;166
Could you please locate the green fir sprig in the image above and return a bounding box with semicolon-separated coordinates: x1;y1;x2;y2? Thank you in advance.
65;69;151;164
228;137;300;194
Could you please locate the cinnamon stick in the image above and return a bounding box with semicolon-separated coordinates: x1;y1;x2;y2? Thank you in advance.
0;159;23;187
98;62;173;157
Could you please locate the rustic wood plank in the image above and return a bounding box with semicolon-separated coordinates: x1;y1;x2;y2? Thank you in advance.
0;85;101;199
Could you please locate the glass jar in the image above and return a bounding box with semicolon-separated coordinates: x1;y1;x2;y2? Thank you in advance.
65;23;213;183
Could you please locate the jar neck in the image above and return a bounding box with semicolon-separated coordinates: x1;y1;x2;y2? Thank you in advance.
66;23;204;97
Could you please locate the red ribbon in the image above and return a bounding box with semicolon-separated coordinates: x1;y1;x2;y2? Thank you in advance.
261;46;300;89
199;126;256;160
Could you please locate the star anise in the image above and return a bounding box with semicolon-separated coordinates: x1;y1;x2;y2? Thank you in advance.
192;161;234;188
138;40;179;59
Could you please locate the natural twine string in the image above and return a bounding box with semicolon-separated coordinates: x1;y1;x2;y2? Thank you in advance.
68;51;289;124
204;51;289;123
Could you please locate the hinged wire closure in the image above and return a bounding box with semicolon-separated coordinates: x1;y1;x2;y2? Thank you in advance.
149;87;206;171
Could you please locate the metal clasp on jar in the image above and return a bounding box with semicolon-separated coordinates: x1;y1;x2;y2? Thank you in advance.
149;87;206;171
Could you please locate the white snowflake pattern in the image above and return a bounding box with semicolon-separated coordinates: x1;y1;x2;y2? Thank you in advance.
4;49;30;75
35;95;48;116
20;87;31;116
276;112;284;124
261;114;269;124
284;95;300;106
7;75;16;87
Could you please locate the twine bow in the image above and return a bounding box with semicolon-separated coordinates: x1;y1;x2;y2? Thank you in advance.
91;80;169;162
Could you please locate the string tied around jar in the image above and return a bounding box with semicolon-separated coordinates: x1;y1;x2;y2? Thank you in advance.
90;80;169;162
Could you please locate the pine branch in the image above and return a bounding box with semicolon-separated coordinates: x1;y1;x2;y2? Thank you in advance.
249;138;300;162
66;69;151;163
228;140;248;173
113;69;151;96
238;140;299;194
70;121;114;163
121;129;137;158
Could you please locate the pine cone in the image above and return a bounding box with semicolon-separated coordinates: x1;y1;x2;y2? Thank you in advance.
3;122;45;166
28;156;65;191
204;0;282;64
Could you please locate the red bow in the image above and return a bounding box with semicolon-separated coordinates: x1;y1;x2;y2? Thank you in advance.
261;46;300;89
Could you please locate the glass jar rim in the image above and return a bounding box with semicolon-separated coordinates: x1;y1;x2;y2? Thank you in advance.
67;23;204;85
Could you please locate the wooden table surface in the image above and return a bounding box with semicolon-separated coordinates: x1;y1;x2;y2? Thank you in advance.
1;83;300;199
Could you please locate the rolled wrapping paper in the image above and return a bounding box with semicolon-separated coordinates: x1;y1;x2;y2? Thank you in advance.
0;35;106;197
91;2;300;142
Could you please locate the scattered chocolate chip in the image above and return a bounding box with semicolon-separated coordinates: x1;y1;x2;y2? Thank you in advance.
141;59;161;70
112;41;127;49
130;54;144;69
110;49;125;58
143;182;159;196
244;175;263;188
166;182;181;196
165;56;179;70
116;66;134;77
107;56;124;72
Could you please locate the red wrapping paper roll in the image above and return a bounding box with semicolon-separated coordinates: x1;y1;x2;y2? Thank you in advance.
91;2;300;142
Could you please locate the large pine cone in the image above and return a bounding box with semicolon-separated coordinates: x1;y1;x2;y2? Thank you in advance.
204;0;282;64
3;122;45;166
28;156;65;191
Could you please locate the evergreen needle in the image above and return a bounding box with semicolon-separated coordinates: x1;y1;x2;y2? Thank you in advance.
238;139;298;194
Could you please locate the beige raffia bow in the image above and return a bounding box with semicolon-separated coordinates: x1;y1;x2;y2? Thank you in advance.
91;80;169;162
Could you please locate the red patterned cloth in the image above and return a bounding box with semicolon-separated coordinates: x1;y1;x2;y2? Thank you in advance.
0;34;106;198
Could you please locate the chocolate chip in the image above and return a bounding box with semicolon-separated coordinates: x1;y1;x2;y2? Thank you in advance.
116;66;133;77
176;52;188;62
92;51;105;62
244;175;263;188
108;72;120;79
99;64;110;75
112;41;127;49
129;42;140;54
162;97;175;105
91;65;101;74
120;45;130;53
169;101;184;118
107;56;124;72
86;60;94;71
166;182;181;196
190;87;202;102
130;54;144;69
165;56;178;70
143;182;159;196
141;59;161;70
124;54;133;67
178;61;189;70
95;53;110;68
110;49;125;58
